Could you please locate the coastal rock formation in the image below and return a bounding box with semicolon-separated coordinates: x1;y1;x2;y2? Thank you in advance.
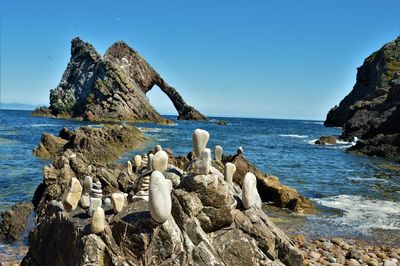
315;135;338;145
324;36;400;160
223;153;315;213
0;201;33;242
32;37;207;122
22;128;308;265
33;124;146;163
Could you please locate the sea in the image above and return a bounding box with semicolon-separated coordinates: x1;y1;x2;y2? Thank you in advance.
1;109;399;261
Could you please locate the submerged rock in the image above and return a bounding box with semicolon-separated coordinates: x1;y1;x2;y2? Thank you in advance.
315;135;338;145
324;36;400;161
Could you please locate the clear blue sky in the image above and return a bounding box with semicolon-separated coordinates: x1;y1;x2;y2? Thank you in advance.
1;0;399;120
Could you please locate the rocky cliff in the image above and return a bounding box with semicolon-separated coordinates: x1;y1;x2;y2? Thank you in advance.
325;36;400;160
33;37;207;122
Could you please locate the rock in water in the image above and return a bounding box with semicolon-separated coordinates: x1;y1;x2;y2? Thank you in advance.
149;171;172;223
148;153;154;171
242;173;261;209
215;145;223;161
194;148;211;175
152;150;168;172
91;207;105;234
192;129;210;157
224;162;236;184
63;177;82;212
324;36;400;161
133;155;142;171
111;193;125;213
32;37;207;122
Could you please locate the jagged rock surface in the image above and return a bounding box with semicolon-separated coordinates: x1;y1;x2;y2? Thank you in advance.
33;124;146;163
33;37;206;122
0;201;34;242
324;36;400;160
22;128;306;265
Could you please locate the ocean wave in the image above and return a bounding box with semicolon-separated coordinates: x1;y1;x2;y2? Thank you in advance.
314;195;400;231
279;134;308;138
307;139;318;144
0;138;19;145
137;127;162;133
30;124;60;127
302;121;324;125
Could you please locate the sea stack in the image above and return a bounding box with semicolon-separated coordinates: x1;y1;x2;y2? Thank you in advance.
242;172;261;210
63;177;82;212
148;171;172;223
224;162;236;184
214;145;223;161
192;129;210;157
152;150;168;172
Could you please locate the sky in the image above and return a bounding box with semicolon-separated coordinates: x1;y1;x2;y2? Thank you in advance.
1;0;399;120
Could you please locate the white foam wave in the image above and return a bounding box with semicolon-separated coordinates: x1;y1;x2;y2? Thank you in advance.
314;195;400;231
302;121;324;125
30;124;59;127
279;134;308;138
137;127;162;133
307;139;318;145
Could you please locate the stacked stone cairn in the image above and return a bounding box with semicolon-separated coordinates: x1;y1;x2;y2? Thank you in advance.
192;129;211;175
88;181;103;216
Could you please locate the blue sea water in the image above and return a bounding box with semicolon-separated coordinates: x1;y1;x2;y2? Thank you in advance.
0;109;399;260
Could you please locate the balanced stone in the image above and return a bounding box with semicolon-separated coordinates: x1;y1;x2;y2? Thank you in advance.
237;146;244;154
149;171;172;223
103;197;112;206
88;197;102;216
134;155;142;171
152;150;168;172
91;207;105;234
224;162;236;184
63;177;82;212
148;153;154;171
91;188;102;194
111;193;125;213
83;176;93;194
192;129;210;157
137;175;150;196
93;181;101;189
80;194;90;209
194;148;211;175
242;172;261;210
126;160;133;175
215;145;223;161
155;144;162;152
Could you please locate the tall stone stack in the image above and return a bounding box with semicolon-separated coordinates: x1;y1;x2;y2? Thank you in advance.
88;181;103;216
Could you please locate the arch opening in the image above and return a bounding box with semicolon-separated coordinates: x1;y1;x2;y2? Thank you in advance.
146;85;178;117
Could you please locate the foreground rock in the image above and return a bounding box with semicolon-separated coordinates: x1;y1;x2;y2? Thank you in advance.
33;124;146;163
222;153;315;214
32;37;206;122
0;201;33;242
324;36;400;161
22;129;306;265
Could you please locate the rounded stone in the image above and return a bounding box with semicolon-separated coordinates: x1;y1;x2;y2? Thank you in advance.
149;171;172;223
242;172;261;209
91;207;105;234
111;193;125;213
80;194;90;209
148;153;154;171
192;129;210;157
126;160;133;175
152;150;168;172
103;197;112;206
63;177;83;212
224;162;236;184
134;155;142;169
214;145;223;161
155;144;162;152
88;197;102;216
83;176;93;194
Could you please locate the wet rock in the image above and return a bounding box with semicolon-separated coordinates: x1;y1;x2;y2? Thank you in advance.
315;135;338;145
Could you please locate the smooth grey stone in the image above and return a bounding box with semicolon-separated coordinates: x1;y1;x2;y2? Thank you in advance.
149;171;172;223
192;129;210;157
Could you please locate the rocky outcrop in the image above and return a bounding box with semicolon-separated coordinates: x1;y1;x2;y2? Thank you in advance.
33;124;146;163
324;36;400;160
314;135;338;145
222;153;315;214
22;129;306;265
33;37;207;122
0;201;34;242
